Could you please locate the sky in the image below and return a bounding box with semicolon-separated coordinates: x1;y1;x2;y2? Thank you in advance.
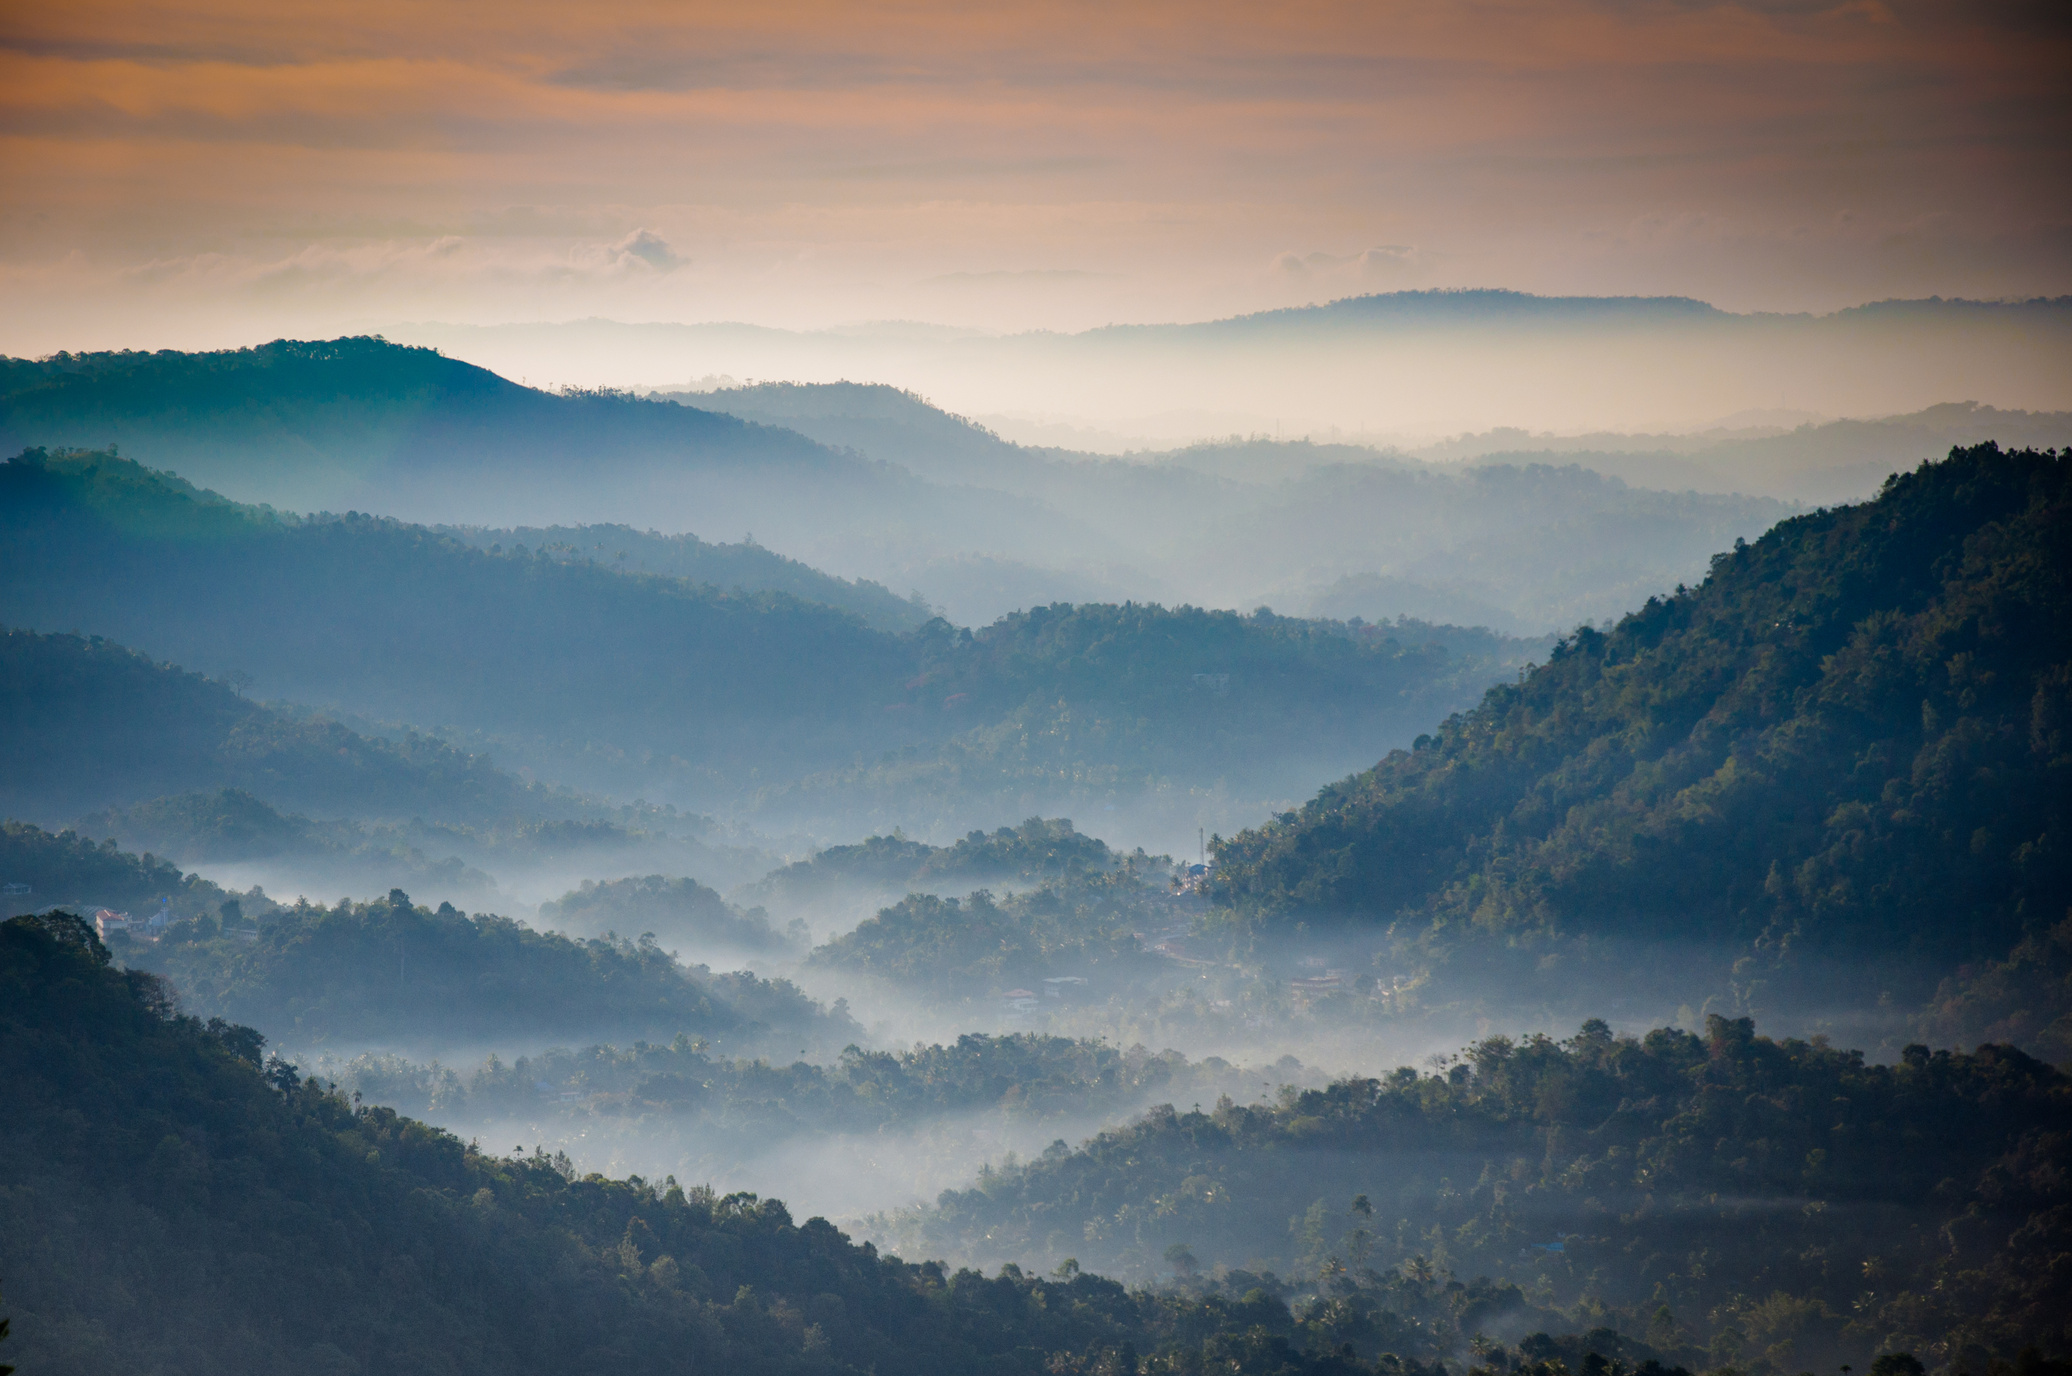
2;0;2068;352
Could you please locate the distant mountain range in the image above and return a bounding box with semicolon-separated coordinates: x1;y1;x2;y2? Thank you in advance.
392;289;2072;457
0;448;1543;839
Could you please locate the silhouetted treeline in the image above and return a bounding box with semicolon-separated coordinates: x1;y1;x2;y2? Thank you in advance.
539;873;790;953
880;1016;2072;1369
810;876;1170;997
3;910;1727;1376
127;888;840;1050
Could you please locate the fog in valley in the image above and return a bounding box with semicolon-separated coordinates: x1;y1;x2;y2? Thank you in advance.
8;0;2069;1363
4;297;2067;1371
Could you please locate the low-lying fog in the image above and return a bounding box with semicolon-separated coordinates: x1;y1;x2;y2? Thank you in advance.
223;824;1928;1243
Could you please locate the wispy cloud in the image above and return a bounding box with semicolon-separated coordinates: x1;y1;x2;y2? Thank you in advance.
0;0;2064;338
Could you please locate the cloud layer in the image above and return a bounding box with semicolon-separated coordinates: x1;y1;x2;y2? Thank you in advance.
1;0;2066;345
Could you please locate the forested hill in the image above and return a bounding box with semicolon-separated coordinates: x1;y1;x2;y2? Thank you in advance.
2;908;1669;1376
0;447;914;788
0;625;531;821
434;521;931;632
1211;444;2069;975
0;337;851;517
881;1016;2072;1367
0;448;1540;814
127;888;840;1051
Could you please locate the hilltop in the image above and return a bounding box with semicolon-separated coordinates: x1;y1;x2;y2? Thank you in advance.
0;625;531;823
1210;445;2070;1007
0;448;1539;823
879;1015;2072;1367
1;908;1678;1375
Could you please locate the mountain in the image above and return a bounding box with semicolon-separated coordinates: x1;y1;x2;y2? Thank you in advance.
537;873;792;955
71;789;522;907
687;382;1800;630
0;625;531;823
672;379;1038;490
0;907;1682;1376
0;336;852;518
433;521;932;631
4;336;1811;631
0;337;1106;590
1448;402;2072;506
0;447;915;793
0;450;1541;830
127;886;841;1053
1210;445;2070;1007
877;1015;2072;1368
397;294;2072;482
0;818;248;922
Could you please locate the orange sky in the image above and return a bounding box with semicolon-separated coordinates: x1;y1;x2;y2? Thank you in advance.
2;0;2067;346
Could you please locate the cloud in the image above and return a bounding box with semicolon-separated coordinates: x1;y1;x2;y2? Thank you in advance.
609;228;684;271
1;0;2066;330
1272;246;1426;284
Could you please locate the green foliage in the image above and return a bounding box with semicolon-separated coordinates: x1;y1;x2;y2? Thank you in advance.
439;521;930;631
0;448;907;786
0;818;243;920
1212;445;2071;984
881;1017;2072;1368
0;912;1707;1376
539;874;789;953
325;1032;1253;1147
1916;915;2072;1065
130;887;837;1048
744;817;1127;909
0;624;529;820
810;877;1167;997
1;448;1524;814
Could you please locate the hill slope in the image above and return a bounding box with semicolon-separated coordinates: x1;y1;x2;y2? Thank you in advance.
127;887;837;1052
1452;402;2072;506
690;381;1800;630
0;625;531;822
0;337;1096;583
880;1015;2072;1367
2;908;1676;1376
434;520;932;631
0;449;1538;825
0;447;915;790
0;337;851;515
1211;445;2070;984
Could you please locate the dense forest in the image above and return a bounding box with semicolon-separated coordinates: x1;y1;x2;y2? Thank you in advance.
742;817;1132;911
879;1015;2072;1368
0;818;254;921
322;1031;1272;1144
123;888;842;1053
1210;445;2069;1022
0;447;1533;823
0;625;532;821
436;520;932;631
686;378;1799;630
0;338;1797;633
6;339;2065;1376
539;873;793;954
808;878;1170;1000
6;908;1742;1376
